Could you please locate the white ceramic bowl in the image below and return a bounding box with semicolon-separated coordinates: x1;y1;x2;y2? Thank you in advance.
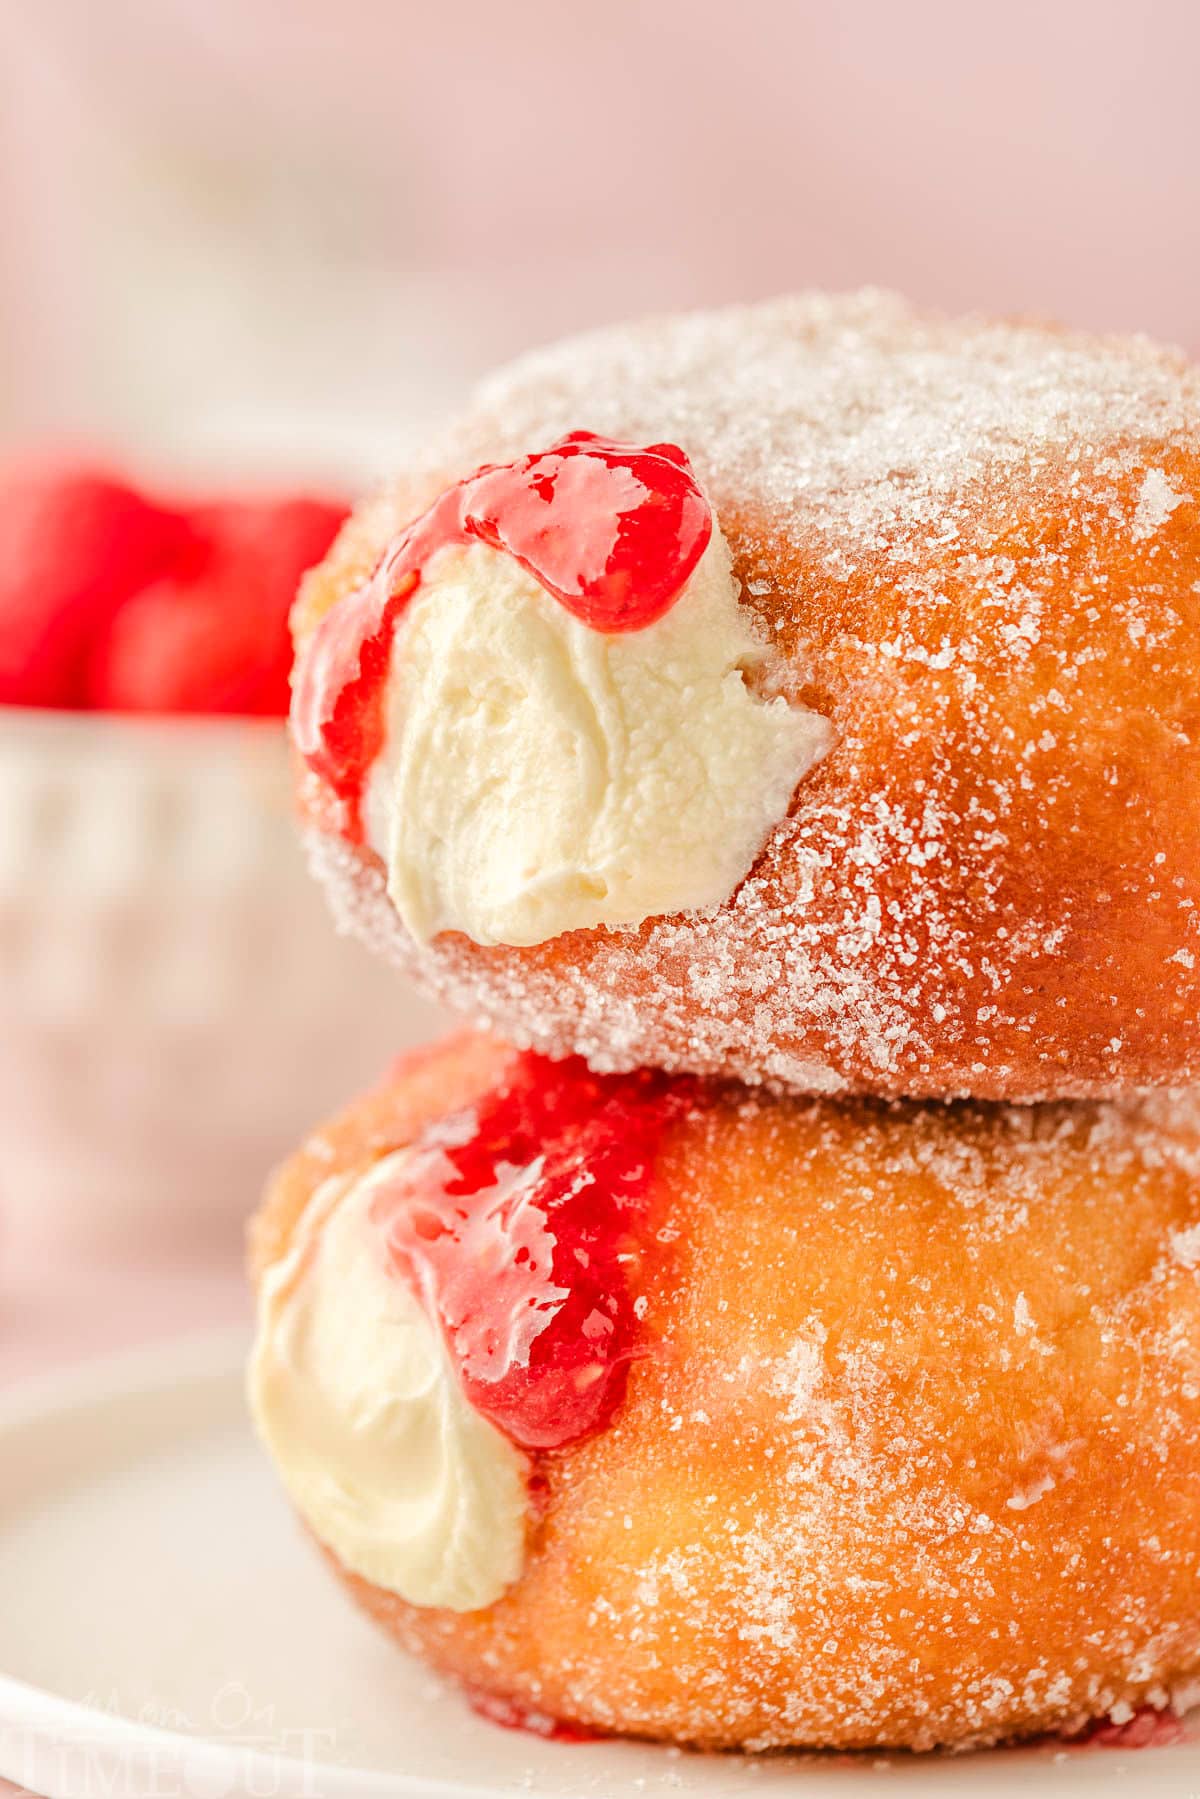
0;708;448;1262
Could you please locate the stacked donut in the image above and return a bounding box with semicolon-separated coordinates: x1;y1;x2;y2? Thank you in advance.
248;293;1200;1752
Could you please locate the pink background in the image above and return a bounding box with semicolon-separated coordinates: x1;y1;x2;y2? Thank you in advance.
1;0;1197;473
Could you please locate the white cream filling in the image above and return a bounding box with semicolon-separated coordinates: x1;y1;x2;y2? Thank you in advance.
248;1153;529;1612
363;528;832;948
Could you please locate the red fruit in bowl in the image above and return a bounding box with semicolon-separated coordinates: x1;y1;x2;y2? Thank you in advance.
0;467;190;708
87;547;287;716
191;496;347;609
88;495;345;716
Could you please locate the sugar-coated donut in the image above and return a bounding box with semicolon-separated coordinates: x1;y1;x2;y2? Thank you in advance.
290;292;1200;1101
249;1032;1200;1751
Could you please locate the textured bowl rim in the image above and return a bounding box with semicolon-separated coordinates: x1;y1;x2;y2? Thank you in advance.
0;704;289;744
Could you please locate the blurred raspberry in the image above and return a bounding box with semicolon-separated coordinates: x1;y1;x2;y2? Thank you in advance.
86;494;346;716
0;466;191;708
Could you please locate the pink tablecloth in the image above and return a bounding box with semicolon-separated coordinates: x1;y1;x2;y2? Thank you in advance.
0;1247;248;1799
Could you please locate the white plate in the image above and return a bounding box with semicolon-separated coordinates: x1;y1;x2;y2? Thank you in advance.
0;1335;1197;1799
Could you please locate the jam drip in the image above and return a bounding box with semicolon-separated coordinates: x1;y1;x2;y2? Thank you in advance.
467;1690;599;1743
372;1052;695;1452
291;433;712;840
1064;1707;1186;1751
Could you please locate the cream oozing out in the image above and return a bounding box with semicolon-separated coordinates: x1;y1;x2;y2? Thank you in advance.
248;1155;529;1612
361;527;832;949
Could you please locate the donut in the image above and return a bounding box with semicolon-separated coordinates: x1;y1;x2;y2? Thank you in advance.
289;292;1200;1101
248;1032;1200;1751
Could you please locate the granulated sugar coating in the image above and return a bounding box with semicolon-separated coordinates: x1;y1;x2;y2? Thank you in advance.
251;1034;1200;1750
294;292;1200;1098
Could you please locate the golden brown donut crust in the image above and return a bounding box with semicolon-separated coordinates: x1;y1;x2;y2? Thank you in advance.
290;294;1200;1100
252;1035;1200;1750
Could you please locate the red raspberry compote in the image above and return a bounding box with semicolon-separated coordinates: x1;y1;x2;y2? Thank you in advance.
372;1051;699;1452
291;434;712;841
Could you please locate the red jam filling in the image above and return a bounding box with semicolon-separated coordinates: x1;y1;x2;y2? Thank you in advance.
371;1051;696;1453
1065;1707;1186;1751
467;1690;599;1743
291;432;712;841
